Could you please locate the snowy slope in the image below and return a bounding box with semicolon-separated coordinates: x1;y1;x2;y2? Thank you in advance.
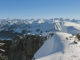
34;32;80;60
63;22;80;34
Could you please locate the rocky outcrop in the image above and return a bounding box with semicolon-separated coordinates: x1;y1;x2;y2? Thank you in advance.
0;34;47;60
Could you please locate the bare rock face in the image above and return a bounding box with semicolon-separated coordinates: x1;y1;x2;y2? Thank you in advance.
0;40;12;60
0;34;47;60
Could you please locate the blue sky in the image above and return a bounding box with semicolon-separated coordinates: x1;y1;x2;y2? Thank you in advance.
0;0;80;19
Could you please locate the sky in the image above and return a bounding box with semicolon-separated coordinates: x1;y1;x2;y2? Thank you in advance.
0;0;80;19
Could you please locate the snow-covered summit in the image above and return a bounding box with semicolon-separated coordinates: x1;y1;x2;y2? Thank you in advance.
34;32;80;60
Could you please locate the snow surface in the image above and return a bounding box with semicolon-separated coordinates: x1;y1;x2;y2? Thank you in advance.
63;22;80;34
34;32;80;60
